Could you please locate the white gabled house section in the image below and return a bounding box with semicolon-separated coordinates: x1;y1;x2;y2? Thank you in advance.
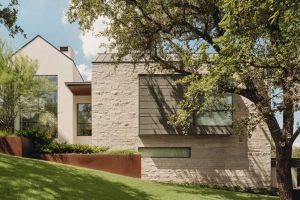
14;35;91;145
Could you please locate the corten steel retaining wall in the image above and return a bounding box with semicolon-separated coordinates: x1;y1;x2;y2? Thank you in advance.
0;136;33;157
39;154;141;178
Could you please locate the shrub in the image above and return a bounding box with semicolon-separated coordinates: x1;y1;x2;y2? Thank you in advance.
40;143;110;154
108;149;139;155
15;128;53;148
15;129;110;154
0;130;13;137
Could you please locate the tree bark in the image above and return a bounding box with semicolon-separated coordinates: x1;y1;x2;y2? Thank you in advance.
276;144;294;200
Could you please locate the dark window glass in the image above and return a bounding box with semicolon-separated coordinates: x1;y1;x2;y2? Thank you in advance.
138;147;191;158
20;75;58;137
77;103;92;136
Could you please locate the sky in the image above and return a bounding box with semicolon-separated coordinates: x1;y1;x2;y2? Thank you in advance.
1;0;300;146
0;0;109;81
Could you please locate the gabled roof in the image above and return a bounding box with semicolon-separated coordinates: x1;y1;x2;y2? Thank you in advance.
15;35;84;81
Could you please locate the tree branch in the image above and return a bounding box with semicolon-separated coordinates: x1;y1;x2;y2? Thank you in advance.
291;126;300;145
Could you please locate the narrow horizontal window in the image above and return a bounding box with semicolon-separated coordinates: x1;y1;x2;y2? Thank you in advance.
138;147;191;158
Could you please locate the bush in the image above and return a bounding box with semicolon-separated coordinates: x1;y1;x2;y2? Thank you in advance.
15;128;53;150
15;129;136;155
108;149;139;155
15;128;110;154
0;130;13;137
40;143;110;154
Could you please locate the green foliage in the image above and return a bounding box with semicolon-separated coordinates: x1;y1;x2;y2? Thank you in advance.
271;147;300;158
108;149;139;155
0;0;24;37
15;128;53;147
39;143;109;154
0;40;54;132
0;130;13;137
292;147;300;158
15;128;110;154
168;109;194;134
68;0;300;138
38;112;57;135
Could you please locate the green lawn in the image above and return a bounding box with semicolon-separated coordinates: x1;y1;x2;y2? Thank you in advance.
0;154;278;200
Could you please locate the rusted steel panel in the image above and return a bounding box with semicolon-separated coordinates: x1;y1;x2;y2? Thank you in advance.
0;136;33;157
39;154;141;178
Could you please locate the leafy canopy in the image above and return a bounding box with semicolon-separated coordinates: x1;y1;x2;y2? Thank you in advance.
0;0;24;37
0;40;54;132
68;0;300;137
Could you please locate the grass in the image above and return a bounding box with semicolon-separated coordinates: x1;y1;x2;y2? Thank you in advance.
0;154;278;200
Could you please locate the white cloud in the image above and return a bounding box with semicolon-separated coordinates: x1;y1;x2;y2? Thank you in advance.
78;64;91;81
79;17;114;59
61;11;68;25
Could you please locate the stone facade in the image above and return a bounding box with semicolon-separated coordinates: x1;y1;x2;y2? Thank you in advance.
92;62;271;188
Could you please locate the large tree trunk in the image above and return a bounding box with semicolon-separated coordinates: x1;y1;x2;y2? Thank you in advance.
276;145;294;200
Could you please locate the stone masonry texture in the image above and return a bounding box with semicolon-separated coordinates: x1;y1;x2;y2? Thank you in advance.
92;63;271;188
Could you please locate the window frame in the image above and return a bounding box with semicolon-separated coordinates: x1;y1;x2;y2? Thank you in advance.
193;93;233;127
138;147;191;158
19;75;58;136
77;103;92;136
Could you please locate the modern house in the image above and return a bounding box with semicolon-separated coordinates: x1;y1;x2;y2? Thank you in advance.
15;35;292;189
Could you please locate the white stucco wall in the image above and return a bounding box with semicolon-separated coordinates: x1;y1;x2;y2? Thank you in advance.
16;36;84;144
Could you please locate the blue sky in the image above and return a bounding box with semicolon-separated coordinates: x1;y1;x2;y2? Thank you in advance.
1;0;300;146
0;0;109;81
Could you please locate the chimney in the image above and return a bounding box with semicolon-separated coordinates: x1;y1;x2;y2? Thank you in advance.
60;46;74;60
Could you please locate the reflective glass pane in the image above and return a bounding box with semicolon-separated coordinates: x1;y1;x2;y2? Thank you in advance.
77;104;92;136
20;111;39;130
195;111;232;126
78;123;92;136
212;93;232;110
20;75;58;137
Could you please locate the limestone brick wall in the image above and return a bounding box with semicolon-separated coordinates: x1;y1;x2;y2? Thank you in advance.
92;63;271;188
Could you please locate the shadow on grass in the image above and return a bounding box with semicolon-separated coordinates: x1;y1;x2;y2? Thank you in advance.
168;184;277;200
0;154;278;200
0;155;153;200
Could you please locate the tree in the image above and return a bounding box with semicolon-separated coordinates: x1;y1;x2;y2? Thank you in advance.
68;1;300;199
0;0;24;37
0;40;53;132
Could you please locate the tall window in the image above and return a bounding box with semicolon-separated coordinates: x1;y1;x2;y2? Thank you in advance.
195;93;233;126
20;75;58;136
77;103;92;136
